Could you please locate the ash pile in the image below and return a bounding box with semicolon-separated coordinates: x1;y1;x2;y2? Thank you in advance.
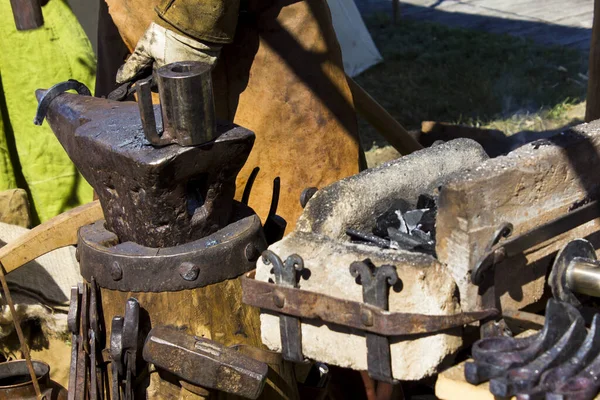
346;193;437;255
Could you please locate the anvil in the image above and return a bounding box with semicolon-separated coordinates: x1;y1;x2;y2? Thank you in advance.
37;90;254;248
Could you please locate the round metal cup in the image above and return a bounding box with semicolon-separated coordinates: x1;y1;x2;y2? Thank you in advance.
0;360;50;398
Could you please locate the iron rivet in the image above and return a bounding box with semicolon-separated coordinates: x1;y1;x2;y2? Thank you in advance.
273;291;285;308
245;243;260;262
179;262;200;281
110;261;123;281
361;309;373;327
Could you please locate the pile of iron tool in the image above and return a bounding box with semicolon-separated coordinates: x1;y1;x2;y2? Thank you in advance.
466;299;600;400
346;194;437;255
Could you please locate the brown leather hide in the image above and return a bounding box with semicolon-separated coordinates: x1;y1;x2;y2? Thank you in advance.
105;0;360;232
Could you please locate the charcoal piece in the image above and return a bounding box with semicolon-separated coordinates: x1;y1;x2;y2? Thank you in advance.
346;229;390;249
389;228;436;254
417;209;437;236
417;194;437;210
372;199;412;237
388;228;426;249
373;210;401;238
411;228;432;242
411;229;436;253
403;209;427;233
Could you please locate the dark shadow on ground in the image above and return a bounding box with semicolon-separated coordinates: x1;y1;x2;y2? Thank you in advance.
355;2;592;50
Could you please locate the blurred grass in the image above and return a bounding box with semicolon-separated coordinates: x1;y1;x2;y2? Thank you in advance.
356;14;588;150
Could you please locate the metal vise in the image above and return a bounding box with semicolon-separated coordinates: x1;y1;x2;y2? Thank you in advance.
35;67;254;248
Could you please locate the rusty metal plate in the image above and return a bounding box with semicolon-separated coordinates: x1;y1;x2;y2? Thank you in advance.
79;208;266;292
241;271;498;337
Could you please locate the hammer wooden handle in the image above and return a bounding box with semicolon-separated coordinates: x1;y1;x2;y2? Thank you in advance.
10;0;43;31
0;201;103;274
347;77;424;155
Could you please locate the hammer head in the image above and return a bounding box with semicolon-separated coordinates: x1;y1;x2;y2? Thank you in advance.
143;326;268;399
37;91;255;247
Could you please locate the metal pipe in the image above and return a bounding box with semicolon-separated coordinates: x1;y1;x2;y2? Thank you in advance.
567;257;600;297
157;61;216;146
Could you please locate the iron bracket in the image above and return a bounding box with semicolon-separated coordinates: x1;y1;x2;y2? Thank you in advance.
471;200;600;286
242;254;498;381
78;212;266;292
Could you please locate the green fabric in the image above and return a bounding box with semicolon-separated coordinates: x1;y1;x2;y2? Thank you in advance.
0;0;95;224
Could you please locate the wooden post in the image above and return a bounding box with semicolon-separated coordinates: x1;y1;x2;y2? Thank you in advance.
586;0;600;122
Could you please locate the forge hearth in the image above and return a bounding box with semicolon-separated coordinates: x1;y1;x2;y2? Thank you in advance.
254;120;600;381
257;139;489;379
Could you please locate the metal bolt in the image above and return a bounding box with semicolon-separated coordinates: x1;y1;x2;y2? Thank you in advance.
273;291;285;308
179;262;200;281
245;243;260;262
361;309;373;327
110;261;123;281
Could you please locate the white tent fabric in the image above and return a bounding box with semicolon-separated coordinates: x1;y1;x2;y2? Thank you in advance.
327;0;383;77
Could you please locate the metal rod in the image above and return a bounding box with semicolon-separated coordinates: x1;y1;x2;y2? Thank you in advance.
503;201;600;259
567;257;600;297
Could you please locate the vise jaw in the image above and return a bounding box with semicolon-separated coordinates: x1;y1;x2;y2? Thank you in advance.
36;89;254;248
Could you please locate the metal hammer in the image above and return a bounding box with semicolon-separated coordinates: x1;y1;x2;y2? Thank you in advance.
143;326;268;399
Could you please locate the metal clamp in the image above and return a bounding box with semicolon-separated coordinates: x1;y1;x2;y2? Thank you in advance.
350;261;398;384
262;250;305;362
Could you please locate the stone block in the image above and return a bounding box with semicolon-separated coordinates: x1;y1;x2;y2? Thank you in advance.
436;120;600;311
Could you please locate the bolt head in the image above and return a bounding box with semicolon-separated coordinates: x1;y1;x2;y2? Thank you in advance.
273;291;286;308
361;309;373;327
110;261;123;281
179;262;200;281
245;243;260;262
